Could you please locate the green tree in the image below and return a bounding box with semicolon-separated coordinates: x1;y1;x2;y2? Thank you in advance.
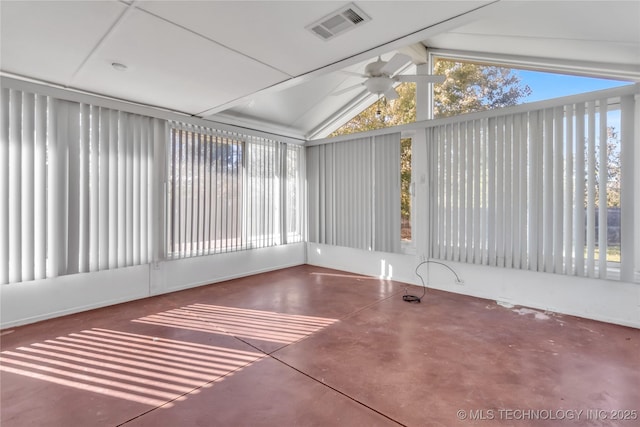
591;126;621;208
332;82;417;135
400;137;411;239
433;60;531;118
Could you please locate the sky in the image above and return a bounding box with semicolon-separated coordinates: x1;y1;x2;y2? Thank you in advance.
516;70;633;103
515;70;634;133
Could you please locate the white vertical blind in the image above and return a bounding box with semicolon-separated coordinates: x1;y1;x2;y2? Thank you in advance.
166;124;303;258
428;92;636;281
373;133;401;253
0;89;156;284
285;144;304;244
330;137;369;249
307;133;401;253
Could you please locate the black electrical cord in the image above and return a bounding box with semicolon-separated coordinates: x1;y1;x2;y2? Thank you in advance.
403;260;462;303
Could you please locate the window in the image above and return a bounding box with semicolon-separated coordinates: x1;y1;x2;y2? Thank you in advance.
166;125;302;259
400;137;412;242
167;127;244;256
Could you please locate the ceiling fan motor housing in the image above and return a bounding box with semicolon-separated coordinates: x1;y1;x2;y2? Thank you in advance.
365;57;387;77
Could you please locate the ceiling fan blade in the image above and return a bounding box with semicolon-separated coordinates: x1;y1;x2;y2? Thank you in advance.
331;83;365;96
396;74;446;84
380;53;411;76
383;87;399;101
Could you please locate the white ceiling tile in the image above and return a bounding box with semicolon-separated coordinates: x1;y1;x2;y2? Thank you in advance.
486;0;640;44
0;0;127;84
71;7;290;114
425;1;640;66
428;33;640;67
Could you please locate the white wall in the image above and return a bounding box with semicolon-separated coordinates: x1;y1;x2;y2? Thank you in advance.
307;242;640;329
150;243;305;295
0;243;305;329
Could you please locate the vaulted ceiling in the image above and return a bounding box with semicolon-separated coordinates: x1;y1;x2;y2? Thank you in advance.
2;1;639;140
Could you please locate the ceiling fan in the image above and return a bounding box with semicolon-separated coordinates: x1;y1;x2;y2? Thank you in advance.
333;53;445;100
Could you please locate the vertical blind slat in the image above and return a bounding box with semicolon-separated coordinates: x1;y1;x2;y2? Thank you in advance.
553;106;564;274
108;111;119;268
465;122;474;263
586;101;596;277
619;95;636;282
0;89;9;284
504;115;513;268
21;93;35;281
487;118;496;266
132;116;141;264
79;104;90;272
496;116;505;268
34;95;47;280
564;105;574;275
574;103;586;277
458;123;466;262
65;101;80;275
98;108;110;270
46;100;59;278
473;120;482;264
8;90;22;283
89;105;100;271
512;114;521;269
598;99;608;278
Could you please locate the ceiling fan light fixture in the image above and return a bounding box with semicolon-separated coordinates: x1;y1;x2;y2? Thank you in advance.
364;77;393;95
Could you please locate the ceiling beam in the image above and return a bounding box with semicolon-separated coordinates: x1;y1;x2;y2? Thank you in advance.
399;43;428;65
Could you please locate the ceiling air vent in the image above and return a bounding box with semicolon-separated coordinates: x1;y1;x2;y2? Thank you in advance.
306;3;371;41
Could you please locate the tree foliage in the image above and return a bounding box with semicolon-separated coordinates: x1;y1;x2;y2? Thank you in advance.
331;83;417;136
433;60;531;118
592;127;621;208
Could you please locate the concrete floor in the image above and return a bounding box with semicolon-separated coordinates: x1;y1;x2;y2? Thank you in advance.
1;265;638;426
